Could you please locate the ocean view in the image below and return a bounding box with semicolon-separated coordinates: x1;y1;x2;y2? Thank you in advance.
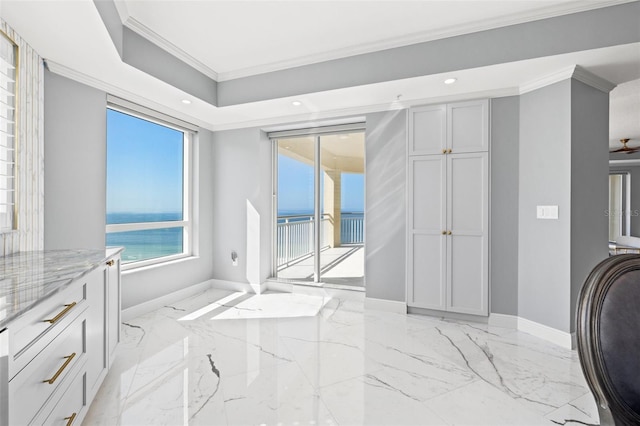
107;212;184;263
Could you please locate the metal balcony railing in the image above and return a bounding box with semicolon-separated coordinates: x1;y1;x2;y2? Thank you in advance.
276;213;364;268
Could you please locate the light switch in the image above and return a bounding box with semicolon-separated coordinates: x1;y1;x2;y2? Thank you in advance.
537;205;559;219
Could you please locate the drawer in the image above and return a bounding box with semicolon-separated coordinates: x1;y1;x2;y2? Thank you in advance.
9;270;100;377
9;313;86;426
41;369;86;426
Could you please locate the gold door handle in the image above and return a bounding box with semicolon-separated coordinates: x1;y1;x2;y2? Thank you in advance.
448;149;452;154
441;230;446;235
43;352;76;385
43;302;77;324
64;413;77;426
447;231;452;235
106;259;115;267
442;149;447;154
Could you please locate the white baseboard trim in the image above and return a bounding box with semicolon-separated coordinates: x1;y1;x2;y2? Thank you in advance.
210;279;254;293
365;297;406;314
122;280;214;321
488;313;519;329
517;317;573;349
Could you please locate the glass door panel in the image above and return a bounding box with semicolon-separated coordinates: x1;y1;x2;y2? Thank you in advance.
319;133;365;286
276;137;317;281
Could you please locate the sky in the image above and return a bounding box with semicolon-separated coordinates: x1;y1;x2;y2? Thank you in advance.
106;109;184;215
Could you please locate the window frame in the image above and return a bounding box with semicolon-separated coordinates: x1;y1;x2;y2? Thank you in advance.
0;31;17;233
608;171;631;243
105;100;195;270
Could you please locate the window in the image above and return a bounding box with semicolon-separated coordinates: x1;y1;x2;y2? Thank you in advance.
608;172;630;242
0;32;16;232
106;103;193;267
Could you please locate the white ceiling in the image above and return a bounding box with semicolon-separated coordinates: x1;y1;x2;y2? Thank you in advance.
0;0;639;137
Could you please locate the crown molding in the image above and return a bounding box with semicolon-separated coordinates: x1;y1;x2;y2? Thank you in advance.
123;16;219;81
113;0;130;24
44;60;215;132
216;0;634;81
519;65;616;94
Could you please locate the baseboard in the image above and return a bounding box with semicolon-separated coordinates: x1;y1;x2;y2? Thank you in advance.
517;317;573;349
365;297;406;314
122;279;214;321
210;279;254;293
488;313;518;329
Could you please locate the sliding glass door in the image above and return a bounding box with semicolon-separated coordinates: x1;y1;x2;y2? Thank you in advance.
274;131;365;286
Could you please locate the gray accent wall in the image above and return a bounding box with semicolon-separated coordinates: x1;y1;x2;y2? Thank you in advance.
211;128;272;286
43;70;216;309
364;110;407;302
519;80;573;332
44;70;107;250
490;97;520;316
569;79;610;331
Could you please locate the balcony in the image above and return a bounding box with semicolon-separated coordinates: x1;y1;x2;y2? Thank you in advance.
276;213;364;286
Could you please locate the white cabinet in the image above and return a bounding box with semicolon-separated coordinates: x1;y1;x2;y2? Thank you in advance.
408;100;489;316
0;250;121;426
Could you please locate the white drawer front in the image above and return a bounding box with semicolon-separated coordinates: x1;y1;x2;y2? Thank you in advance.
41;369;86;426
9;314;86;426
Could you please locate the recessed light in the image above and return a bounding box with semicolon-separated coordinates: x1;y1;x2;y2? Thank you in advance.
181;99;192;104
444;78;457;85
292;101;302;106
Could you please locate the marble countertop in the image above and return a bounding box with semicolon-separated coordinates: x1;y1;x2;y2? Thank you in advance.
0;248;123;329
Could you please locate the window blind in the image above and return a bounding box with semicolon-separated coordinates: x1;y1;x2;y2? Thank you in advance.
0;33;16;232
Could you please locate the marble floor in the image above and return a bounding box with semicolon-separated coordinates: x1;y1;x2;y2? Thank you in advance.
83;288;600;426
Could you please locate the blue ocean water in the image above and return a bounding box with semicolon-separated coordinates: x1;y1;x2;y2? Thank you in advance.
106;212;183;263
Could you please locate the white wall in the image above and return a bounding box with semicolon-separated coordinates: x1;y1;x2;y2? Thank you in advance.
211;128;272;287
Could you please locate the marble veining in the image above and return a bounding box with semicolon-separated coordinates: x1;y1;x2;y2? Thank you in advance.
0;248;123;327
84;288;600;425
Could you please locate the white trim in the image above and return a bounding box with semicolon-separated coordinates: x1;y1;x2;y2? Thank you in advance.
609;159;640;167
44;60;215;132
364;297;406;314
123;16;219;81
106;220;186;233
488;313;518;329
122;279;213;321
215;0;634;81
519;65;616;95
517;316;574;349
210;278;254;294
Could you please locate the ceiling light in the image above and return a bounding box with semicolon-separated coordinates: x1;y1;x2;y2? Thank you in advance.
444;78;457;85
292;101;302;106
339;135;349;140
181;99;192;104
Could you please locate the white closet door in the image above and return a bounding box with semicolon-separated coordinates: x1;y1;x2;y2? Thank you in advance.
446;153;488;315
408;156;446;309
409;105;447;155
447;100;488;154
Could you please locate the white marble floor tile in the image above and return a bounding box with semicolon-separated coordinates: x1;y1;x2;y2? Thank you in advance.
84;288;597;426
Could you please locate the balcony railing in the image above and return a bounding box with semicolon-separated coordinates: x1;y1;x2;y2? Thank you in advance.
277;213;364;268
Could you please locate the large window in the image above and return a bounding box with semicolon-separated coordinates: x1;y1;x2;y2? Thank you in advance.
106;104;193;267
608;172;630;242
0;32;16;232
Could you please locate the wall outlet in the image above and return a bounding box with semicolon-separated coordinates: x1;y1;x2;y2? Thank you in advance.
536;205;559;219
231;251;238;266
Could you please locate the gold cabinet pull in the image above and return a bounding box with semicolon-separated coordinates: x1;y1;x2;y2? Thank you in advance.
442;149;447;154
106;259;115;267
43;302;76;324
43;352;76;385
448;149;452;154
441;230;446;235
64;413;77;426
447;231;452;235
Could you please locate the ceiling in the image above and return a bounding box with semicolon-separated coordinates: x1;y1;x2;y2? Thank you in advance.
0;0;639;138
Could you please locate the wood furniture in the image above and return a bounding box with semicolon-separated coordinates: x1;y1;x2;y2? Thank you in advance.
0;249;122;426
577;254;640;426
407;99;489;315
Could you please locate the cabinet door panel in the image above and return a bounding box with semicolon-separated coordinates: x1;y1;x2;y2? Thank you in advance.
449;153;487;233
448;100;488;153
411;156;445;230
85;267;106;399
448;235;487;315
409;105;446;155
411;233;446;310
107;257;121;367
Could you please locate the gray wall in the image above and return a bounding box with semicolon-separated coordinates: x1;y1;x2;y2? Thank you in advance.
609;165;640;237
364;110;407;302
490;97;520;316
44;70;107;250
569;80;610;331
518;80;572;332
211;128;272;286
43;71;216;309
